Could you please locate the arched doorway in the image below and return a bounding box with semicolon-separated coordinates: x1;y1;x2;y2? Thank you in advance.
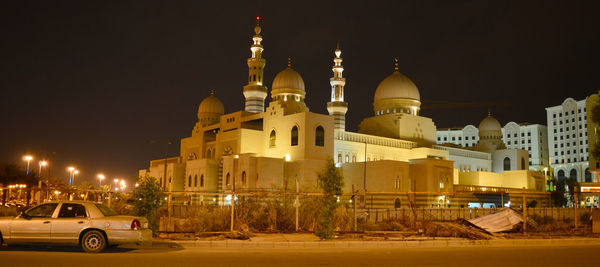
569;169;578;181
394;198;401;209
585;168;591;182
557;170;566;184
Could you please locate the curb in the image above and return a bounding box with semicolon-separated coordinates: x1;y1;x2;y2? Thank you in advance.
168;238;600;249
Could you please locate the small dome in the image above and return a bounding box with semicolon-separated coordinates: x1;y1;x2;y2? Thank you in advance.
374;71;420;101
478;115;501;132
272;67;305;91
198;91;224;115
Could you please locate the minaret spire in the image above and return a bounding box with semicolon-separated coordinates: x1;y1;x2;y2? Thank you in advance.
243;17;268;113
327;43;348;131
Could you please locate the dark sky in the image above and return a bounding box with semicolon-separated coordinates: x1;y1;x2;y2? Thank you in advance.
1;1;598;184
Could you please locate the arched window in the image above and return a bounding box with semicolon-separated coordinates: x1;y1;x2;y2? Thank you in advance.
394;198;401;209
226;173;231;186
291;126;299;146
206;149;211;158
200;175;204;187
338;152;342;163
315;126;324;147
211;149;215;159
521;157;526;170
188;175;192;187
345;153;349;163
569;169;577;180
194;175;198;187
242;171;247;186
269;130;276;148
503;157;511;171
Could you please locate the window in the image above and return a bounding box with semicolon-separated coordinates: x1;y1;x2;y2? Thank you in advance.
194;175;198;187
242;171;247;186
95;204;118;216
352;154;356;162
200;175;204;187
521;157;526;170
315;126;324;146
269;130;276;148
188;175;192;187
226;173;231;186
338;152;342;163
58;203;87;218
26;203;58;218
291;126;298;146
503;157;511;171
345;153;349;163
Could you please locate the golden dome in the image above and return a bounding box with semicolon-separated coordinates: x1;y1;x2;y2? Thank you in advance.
198;91;224;117
272;67;305;92
374;71;420;102
478;115;501;132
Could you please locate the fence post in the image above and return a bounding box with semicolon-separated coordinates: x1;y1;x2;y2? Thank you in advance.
353;185;357;231
295;179;300;232
574;186;579;228
522;187;527;235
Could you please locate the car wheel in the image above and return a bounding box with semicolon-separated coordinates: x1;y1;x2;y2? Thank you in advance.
81;230;106;253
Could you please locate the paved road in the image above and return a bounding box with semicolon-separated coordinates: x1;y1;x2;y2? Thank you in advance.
0;243;598;266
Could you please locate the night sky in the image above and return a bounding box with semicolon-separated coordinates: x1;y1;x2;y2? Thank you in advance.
1;1;598;184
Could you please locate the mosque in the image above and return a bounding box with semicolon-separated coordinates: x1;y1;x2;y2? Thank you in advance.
140;20;547;208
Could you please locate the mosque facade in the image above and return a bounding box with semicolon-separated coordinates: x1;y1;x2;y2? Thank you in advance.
140;20;547;208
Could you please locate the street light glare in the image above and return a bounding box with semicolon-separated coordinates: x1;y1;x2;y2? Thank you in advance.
68;166;75;172
74;170;79;174
98;174;105;179
39;161;48;166
23;155;33;161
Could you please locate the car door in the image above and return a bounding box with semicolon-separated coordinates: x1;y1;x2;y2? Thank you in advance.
9;203;58;243
51;203;90;244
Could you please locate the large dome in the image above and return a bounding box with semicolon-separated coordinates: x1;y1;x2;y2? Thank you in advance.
272;67;305;91
198;91;224;115
374;71;420;101
478;115;501;132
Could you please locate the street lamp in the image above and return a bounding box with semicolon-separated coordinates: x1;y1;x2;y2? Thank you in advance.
97;174;105;187
113;178;119;192
67;167;75;185
73;170;79;185
37;160;48;203
23;155;33;175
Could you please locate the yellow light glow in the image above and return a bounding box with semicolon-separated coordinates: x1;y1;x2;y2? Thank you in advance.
74;170;79;174
39;161;48;166
285;154;291;162
114;178;119;183
23;155;33;161
68;166;75;172
97;174;105;180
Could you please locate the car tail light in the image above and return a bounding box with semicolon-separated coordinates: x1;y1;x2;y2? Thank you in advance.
131;219;141;230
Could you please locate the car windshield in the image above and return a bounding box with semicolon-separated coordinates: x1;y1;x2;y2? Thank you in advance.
94;203;119;216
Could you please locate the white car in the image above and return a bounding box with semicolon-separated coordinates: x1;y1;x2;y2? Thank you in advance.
0;201;152;252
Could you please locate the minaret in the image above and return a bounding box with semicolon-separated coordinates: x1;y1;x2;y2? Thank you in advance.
243;17;268;113
327;44;348;130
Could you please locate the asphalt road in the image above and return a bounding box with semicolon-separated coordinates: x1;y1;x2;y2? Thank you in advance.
0;243;598;267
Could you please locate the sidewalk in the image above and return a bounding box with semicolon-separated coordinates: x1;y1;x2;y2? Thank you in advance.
158;233;600;249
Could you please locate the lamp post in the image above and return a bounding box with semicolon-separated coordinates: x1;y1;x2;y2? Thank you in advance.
97;174;105;187
67;167;75;185
73;170;79;185
23;155;33;175
37;160;48;203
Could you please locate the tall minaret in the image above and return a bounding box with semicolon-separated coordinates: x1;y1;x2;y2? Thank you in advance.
243;17;268;113
327;44;348;130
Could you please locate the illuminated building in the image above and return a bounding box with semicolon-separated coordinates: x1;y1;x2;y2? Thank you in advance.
140;19;547;208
